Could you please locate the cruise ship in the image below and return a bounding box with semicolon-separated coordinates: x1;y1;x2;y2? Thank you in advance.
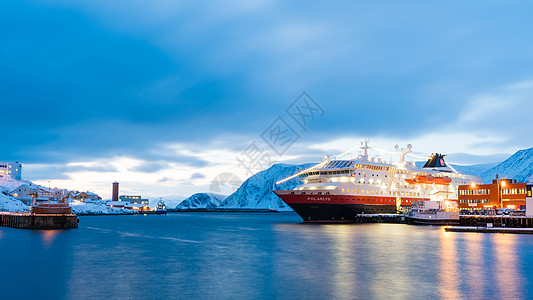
274;141;482;223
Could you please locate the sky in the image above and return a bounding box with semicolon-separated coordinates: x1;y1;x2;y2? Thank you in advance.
2;0;533;200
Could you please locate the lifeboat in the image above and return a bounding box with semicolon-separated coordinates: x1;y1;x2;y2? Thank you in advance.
405;175;451;185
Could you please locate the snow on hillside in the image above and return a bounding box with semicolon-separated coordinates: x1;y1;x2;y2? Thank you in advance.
0;176;30;212
175;193;226;209
220;163;314;211
0;193;29;212
450;162;498;178
0;176;35;192
481;147;533;183
0;175;128;214
414;161;496;178
69;200;134;215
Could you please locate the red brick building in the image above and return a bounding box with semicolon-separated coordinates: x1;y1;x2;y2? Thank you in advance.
458;178;526;210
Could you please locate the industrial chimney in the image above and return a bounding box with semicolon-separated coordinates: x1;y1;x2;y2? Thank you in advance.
112;182;119;201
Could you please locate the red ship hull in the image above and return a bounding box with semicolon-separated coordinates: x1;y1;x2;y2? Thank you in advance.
275;192;415;223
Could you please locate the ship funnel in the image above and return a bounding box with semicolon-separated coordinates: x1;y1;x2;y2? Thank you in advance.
422;153;448;169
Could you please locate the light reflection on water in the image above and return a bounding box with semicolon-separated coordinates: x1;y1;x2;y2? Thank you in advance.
439;230;461;300
493;235;523;299
38;229;64;249
1;213;533;299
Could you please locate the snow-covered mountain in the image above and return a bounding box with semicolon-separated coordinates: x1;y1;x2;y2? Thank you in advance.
481;147;533;183
414;161;497;177
175;193;226;209
219;163;314;211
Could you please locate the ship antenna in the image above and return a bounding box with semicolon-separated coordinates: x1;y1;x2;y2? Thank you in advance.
360;140;371;160
396;144;412;163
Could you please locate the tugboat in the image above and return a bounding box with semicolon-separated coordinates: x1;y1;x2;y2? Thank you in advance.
405;199;460;225
155;200;167;215
30;192;72;215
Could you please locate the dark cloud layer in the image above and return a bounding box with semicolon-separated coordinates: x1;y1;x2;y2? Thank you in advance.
2;0;533;169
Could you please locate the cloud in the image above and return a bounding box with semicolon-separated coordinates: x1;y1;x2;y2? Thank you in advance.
3;0;533;199
451;78;533;152
190;173;205;180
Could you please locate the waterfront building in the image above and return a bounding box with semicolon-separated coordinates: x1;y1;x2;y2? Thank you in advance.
119;195;148;205
71;191;102;201
106;201;127;208
0;161;22;180
11;184;47;198
526;175;533;216
458;177;526;210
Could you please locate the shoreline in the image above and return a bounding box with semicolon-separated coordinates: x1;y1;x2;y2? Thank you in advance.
170;208;281;213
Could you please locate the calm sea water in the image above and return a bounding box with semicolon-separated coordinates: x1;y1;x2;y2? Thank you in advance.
1;212;533;299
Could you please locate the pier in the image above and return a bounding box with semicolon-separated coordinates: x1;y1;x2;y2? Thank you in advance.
0;212;78;229
352;214;533;229
459;215;533;228
355;214;405;223
445;226;533;234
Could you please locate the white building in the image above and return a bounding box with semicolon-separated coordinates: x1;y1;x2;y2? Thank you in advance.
526;175;533;216
0;161;22;180
119;195;149;205
11;184;54;205
71;191;102;201
11;184;46;198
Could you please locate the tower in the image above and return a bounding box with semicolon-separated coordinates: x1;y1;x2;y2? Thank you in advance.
112;182;119;201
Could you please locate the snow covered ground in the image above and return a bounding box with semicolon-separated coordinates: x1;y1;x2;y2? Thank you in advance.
0;192;29;212
0;175;132;214
69;200;135;215
0;176;29;212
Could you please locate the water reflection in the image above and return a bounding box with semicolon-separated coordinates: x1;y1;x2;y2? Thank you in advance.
37;230;64;249
3;213;533;299
438;230;461;299
493;235;523;299
324;225;358;300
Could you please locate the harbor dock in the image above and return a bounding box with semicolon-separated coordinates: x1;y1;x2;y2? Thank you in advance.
355;214;404;223
353;214;533;229
459;215;533;228
445;226;533;234
0;212;78;229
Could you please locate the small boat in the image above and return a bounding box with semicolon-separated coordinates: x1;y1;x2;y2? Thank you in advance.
155;200;167;215
405;200;459;225
30;193;72;215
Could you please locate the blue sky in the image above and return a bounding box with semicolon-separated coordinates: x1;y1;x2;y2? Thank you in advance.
2;0;533;200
